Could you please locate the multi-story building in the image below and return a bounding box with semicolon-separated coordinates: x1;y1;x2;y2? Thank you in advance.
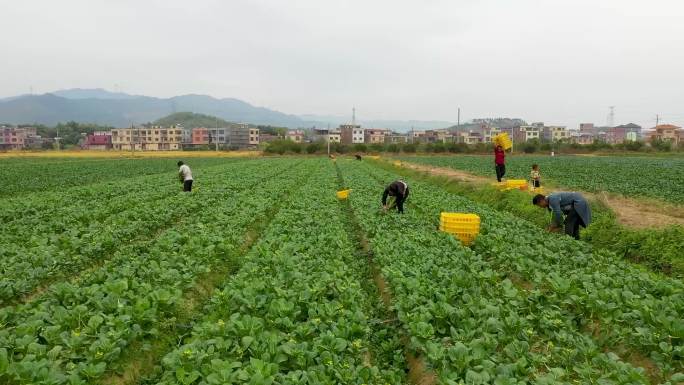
311;128;341;143
328;130;341;143
572;133;595;145
340;124;364;145
484;127;501;143
579;123;595;133
84;131;112;150
191;127;229;146
604;126;624;144
228;124;259;148
543;126;568;142
424;129;453;143
24;134;46;149
610;123;641;143
0;126;38;150
409;130;426;143
287;130;305;143
385;133;409;144
259;133;279;143
459;131;483;145
648;124;682;145
514;123;543;142
364;128;389;144
111;125;184;150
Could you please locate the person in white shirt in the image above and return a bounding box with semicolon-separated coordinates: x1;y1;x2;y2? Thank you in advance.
177;161;193;192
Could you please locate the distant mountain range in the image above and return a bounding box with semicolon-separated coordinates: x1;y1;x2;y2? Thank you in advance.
0;89;303;128
0;88;457;130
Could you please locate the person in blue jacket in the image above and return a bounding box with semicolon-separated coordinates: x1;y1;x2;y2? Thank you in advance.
533;192;591;240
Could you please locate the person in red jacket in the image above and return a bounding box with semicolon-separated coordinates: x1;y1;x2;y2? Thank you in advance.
494;145;506;182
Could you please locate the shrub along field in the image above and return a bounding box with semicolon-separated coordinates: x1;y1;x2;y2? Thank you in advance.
0;156;682;385
398;155;684;204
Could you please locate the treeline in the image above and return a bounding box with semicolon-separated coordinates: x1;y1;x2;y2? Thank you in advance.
265;140;489;155
265;139;684;155
517;138;681;153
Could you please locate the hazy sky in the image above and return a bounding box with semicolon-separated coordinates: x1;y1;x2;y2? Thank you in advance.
1;0;683;128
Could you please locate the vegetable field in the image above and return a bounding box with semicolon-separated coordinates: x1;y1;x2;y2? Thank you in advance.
0;157;682;385
398;155;684;203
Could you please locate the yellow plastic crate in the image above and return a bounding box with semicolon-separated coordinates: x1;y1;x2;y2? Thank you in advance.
440;228;478;246
494;133;512;150
336;189;352;199
440;213;480;223
439;213;480;245
506;179;527;186
440;221;480;230
505;179;528;191
439;225;479;234
368;155;380;160
456;233;477;246
393;160;402;166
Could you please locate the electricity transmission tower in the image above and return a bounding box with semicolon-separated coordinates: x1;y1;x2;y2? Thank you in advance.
607;106;615;127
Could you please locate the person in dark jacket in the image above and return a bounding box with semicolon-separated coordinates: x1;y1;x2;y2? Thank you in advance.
494;145;506;182
533;192;592;240
355;154;362;160
382;180;409;213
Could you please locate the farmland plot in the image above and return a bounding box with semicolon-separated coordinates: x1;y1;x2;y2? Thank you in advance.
400;155;684;203
0;157;234;196
0;158;315;384
337;161;684;384
155;162;406;384
1;156;682;385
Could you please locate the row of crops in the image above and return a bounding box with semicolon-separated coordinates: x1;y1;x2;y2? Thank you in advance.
0;157;234;196
0;158;317;384
0;157;682;384
336;160;683;384
398;155;684;203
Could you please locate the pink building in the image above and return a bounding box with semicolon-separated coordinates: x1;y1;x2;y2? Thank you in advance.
0;126;38;149
84;131;112;150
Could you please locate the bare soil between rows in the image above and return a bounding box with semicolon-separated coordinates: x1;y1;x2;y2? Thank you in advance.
399;161;684;230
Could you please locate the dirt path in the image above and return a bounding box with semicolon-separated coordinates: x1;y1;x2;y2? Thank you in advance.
398;161;684;230
593;193;684;229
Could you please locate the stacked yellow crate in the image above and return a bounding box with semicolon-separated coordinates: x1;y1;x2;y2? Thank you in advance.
505;179;528;191
439;213;481;245
494;133;512;150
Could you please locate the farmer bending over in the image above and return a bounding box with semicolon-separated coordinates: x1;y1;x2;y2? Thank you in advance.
178;161;194;192
382;180;409;214
533;192;591;240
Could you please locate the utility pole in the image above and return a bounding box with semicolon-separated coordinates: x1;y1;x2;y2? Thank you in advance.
55;125;60;150
656;114;659;127
352;107;356;126
215;117;219;151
